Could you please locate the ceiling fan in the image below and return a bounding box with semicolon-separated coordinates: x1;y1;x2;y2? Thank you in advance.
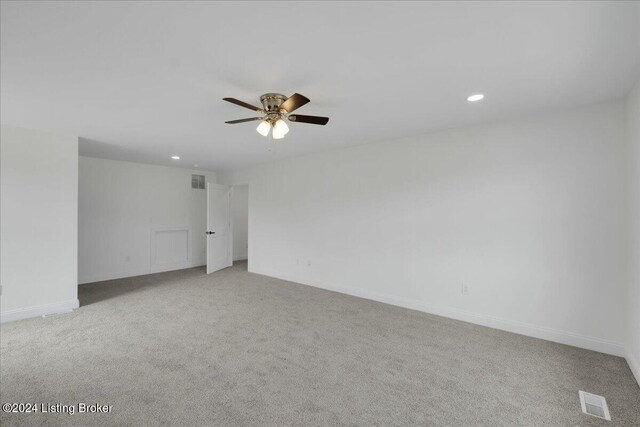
223;93;329;139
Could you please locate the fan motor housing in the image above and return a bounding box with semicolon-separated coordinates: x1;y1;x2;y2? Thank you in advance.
260;93;287;112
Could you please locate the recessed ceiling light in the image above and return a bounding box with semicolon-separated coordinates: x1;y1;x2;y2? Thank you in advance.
467;94;484;102
171;155;180;160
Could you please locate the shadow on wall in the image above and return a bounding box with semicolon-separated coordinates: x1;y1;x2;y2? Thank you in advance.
79;137;162;164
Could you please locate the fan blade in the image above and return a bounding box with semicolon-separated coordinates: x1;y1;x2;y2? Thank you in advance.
288;114;329;125
223;97;262;112
225;117;263;124
279;93;310;113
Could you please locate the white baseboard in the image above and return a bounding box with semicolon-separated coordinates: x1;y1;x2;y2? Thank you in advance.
627;348;640;387
251;268;626;357
1;299;79;323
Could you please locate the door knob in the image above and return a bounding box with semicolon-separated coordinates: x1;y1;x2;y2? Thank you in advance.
206;231;215;235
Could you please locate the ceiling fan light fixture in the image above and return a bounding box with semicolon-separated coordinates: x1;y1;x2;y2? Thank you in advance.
273;119;289;136
225;93;329;139
272;127;286;140
256;120;271;136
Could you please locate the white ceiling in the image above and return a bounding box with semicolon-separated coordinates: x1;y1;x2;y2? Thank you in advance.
2;1;639;171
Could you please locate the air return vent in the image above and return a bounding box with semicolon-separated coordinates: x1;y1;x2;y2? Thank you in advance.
579;391;610;421
192;174;205;189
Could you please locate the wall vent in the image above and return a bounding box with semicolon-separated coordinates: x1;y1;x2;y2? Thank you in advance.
192;174;205;189
579;391;610;421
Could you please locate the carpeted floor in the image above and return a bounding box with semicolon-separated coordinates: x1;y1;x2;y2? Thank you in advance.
1;261;639;426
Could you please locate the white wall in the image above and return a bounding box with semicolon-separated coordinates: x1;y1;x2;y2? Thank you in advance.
231;185;249;261
1;126;79;322
222;101;628;356
78;157;216;284
626;81;640;383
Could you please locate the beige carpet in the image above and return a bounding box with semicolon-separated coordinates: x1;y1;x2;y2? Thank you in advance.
1;261;639;426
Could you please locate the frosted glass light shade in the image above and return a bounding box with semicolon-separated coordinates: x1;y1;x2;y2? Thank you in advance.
273;119;289;138
256;120;271;136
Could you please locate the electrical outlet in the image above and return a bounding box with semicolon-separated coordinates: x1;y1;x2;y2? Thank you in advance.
461;282;469;295
125;255;131;262
307;260;311;267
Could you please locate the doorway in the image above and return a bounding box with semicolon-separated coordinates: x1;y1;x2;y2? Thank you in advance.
231;184;249;269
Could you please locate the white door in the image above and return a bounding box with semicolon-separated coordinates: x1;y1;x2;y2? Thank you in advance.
206;183;232;274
